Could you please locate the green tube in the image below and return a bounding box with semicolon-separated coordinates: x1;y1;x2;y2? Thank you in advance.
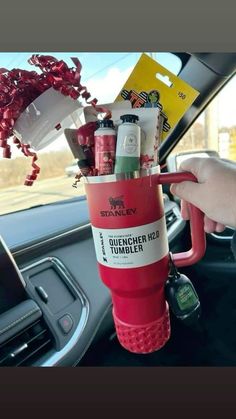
114;114;141;174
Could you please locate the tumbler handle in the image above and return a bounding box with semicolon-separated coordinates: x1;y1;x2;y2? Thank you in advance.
158;171;206;267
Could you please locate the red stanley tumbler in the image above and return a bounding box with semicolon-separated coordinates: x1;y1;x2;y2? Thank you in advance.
84;166;206;354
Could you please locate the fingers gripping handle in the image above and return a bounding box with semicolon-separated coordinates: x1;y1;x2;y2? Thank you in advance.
158;172;206;267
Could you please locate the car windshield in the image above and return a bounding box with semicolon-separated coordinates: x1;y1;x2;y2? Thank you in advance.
0;52;182;215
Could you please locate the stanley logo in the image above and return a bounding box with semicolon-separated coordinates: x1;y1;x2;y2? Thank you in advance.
100;196;137;217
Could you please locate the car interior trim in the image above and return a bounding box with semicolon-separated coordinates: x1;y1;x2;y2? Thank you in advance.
20;256;90;366
12;223;91;258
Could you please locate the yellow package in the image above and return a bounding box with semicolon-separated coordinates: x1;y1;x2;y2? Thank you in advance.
115;53;199;141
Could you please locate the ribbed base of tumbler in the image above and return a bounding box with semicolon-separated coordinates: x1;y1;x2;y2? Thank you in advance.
113;304;171;354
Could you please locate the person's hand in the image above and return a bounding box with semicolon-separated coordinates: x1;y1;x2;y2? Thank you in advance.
170;157;236;233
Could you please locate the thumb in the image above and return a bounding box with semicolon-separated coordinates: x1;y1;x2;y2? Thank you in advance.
170;181;201;206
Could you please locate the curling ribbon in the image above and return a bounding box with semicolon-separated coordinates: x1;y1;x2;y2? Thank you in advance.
0;55;111;185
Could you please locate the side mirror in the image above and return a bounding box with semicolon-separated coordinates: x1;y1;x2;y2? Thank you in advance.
166;149;219;172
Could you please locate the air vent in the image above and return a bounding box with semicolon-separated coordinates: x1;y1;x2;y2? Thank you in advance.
0;319;54;366
165;209;178;229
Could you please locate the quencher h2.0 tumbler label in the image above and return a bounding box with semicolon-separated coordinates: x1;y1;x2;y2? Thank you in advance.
92;217;168;269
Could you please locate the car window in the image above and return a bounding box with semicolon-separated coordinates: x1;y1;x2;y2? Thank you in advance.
170;74;236;163
0;52;182;216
